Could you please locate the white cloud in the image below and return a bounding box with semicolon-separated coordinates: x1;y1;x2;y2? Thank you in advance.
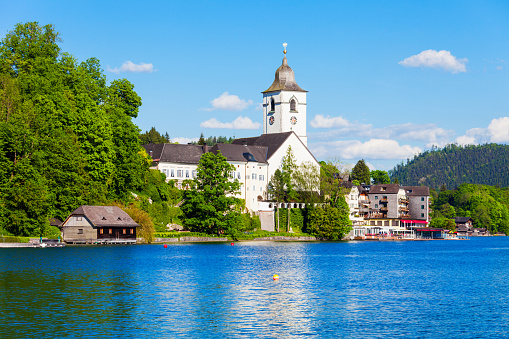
309;139;421;160
200;116;261;129
310;115;451;147
172;137;199;144
399;50;467;73
310;114;350;128
107;61;154;74
455;117;509;144
206;92;253;111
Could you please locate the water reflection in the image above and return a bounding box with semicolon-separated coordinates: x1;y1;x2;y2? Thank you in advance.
1;238;509;338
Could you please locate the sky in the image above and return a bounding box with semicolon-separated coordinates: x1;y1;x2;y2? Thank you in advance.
1;0;508;171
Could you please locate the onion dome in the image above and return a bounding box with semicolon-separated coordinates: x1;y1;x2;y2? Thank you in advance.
263;46;307;93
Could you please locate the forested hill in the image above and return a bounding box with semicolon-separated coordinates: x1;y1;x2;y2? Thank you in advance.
389;143;509;189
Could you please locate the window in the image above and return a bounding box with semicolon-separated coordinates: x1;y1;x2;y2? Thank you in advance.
123;229;126;234
375;204;378;208
186;170;190;178
130;229;134;234
76;216;82;221
162;169;168;176
270;98;275;112
252;173;257;180
192;170;197;178
171;169;175;177
100;229;103;234
375;196;378;200
421;197;425;201
247;187;249;191
290;99;297;112
259;175;264;181
237;172;241;179
109;229;112;234
253;185;255;191
421;213;425;218
421;205;425;209
177;170;183;177
78;229;83;234
260;187;263;192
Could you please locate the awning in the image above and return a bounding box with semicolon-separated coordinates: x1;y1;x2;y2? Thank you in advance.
401;220;428;224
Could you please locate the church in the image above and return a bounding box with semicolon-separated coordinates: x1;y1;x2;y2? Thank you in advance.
143;45;319;213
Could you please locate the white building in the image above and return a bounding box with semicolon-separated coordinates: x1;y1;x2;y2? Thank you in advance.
143;47;319;213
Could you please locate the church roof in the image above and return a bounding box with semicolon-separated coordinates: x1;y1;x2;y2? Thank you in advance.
232;132;293;159
263;55;307;93
143;143;205;164
209;143;268;163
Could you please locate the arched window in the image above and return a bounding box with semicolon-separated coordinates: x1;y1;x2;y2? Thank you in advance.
270;98;275;112
290;99;297;112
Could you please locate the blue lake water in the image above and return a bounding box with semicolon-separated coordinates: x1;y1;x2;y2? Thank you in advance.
1;238;509;338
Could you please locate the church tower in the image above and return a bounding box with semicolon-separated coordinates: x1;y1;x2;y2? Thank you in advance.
262;43;308;145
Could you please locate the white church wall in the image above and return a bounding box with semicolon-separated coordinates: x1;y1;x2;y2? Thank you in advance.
266;133;319;187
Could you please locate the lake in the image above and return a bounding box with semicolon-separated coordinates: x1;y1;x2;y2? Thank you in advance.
1;237;509;338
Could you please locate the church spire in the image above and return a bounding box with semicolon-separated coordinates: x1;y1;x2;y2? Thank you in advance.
262;43;306;93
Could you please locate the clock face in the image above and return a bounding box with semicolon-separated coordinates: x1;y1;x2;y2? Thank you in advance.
290;116;297;125
269;116;275;125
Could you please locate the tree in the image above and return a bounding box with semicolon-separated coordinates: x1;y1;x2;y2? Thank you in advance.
307;202;352;240
371;170;390;184
197;132;205;145
351;159;370;184
139;127;170;144
181;151;242;237
320;159;349;208
294;161;320;204
268;169;285;232
281;146;298;202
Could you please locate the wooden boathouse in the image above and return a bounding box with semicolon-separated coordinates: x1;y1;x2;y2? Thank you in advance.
60;206;139;244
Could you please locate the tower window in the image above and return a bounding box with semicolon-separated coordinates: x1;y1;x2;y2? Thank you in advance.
270;98;275;112
290;99;297;112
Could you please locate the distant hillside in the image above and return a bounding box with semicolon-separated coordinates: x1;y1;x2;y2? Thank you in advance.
389;143;509;189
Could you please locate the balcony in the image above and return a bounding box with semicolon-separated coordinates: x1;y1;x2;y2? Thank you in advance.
399;198;409;204
380;197;388;203
370;213;387;219
399;214;411;219
380;206;388;211
399;206;409;212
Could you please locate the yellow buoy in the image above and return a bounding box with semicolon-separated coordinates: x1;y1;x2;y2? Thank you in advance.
273;274;279;280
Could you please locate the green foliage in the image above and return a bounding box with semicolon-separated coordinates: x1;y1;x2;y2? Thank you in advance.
281;146;298;202
390;143;509;189
351;159;370;185
294;161;320;204
268;169;286;203
192;135;234;146
181;151;242;237
44;226;61;239
0;22;150;236
275;208;305;233
239;213;261;232
431;183;509;234
370;170;390;184
320;159;349;206
429;217;456;231
139;127;170;144
306;204;352;240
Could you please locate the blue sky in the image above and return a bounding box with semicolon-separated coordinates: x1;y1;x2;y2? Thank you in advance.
1;0;508;170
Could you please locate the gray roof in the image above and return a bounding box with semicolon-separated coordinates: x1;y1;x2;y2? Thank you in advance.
455;217;473;223
70;206;139;228
263;56;307;93
232;132;294;160
403;186;430;196
369;184;401;194
209;143;268;163
143;144;205;164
